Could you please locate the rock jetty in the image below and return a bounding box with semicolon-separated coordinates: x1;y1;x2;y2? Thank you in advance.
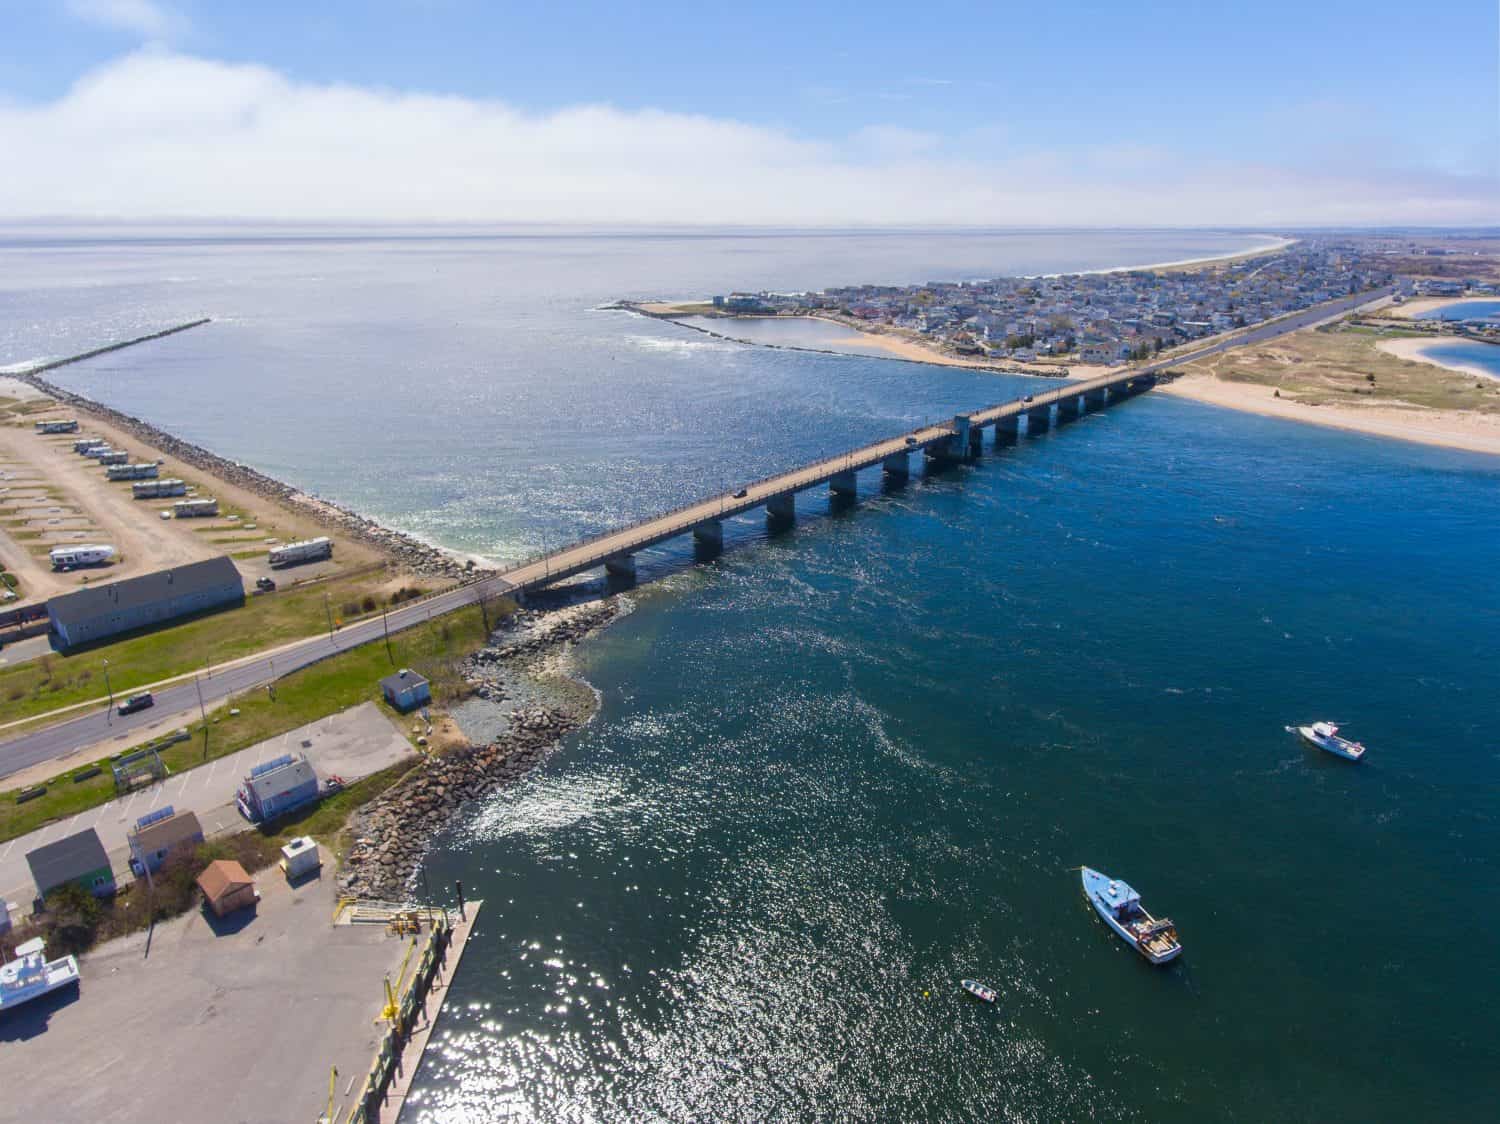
337;598;621;900
15;364;476;579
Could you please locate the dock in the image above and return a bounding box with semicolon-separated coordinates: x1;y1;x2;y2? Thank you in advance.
343;899;484;1124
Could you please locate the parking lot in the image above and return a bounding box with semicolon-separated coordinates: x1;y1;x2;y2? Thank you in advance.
0;702;413;907
0;866;417;1124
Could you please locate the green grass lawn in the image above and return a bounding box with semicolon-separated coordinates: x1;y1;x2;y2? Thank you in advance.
0;602;500;844
0;567;443;722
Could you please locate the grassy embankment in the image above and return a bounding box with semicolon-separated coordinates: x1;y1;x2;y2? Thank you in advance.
0;569;438;723
0;601;504;844
1179;322;1500;412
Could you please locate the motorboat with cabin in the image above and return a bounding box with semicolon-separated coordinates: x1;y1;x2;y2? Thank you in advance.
1293;721;1366;762
0;936;80;1011
1081;867;1182;964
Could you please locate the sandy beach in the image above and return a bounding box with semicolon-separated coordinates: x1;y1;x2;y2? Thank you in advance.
1381;296;1487;320
1376;336;1500;381
1160;373;1500;457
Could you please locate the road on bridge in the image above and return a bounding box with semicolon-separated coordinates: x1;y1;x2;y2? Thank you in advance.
0;287;1391;777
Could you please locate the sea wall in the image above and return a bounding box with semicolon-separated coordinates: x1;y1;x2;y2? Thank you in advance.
16;363;475;579
338;600;620;900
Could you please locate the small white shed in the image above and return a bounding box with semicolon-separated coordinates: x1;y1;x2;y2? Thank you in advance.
279;836;321;880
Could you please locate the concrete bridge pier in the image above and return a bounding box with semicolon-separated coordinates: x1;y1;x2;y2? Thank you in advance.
1057;396;1081;422
1111;379;1133;400
1027;405;1051;433
996;415;1019;445
1084;388;1107;409
692;519;723;547
604;553;636;579
968;425;985;456
766;491;795;525
881;451;910;479
829;469;857;498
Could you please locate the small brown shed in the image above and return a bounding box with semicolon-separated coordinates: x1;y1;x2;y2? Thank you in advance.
196;859;259;917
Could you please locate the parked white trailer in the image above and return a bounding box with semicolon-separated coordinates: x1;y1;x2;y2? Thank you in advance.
173;498;220;518
132;478;188;499
268;536;333;568
83;445;113;459
49;544;115;570
97;450;130;465
34;419;79;434
72;437;105;453
106;463;160;481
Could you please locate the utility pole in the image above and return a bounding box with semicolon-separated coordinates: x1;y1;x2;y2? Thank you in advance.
103;658;114;724
267;656;276;702
382;603;393;665
195;673;209;760
324;590;334;641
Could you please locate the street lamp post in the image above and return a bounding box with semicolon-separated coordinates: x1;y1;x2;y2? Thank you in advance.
324;591;335;641
103;658;114;724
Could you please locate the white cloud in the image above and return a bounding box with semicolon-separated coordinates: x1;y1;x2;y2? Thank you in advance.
0;51;1493;226
67;0;174;39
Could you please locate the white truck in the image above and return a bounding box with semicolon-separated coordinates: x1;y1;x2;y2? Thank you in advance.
268;536;333;568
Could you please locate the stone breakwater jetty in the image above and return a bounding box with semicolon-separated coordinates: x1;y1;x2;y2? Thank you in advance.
13;322;476;579
339;600;621;900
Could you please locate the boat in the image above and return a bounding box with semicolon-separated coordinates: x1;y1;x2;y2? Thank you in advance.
0;937;80;1011
1293;721;1366;762
960;978;998;1003
1081;867;1183;964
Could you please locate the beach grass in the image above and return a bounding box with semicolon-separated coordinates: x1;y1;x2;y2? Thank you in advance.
0;603;496;844
1180;323;1500;413
0;568;448;723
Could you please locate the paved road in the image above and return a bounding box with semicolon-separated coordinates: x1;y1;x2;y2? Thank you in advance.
0;287;1390;777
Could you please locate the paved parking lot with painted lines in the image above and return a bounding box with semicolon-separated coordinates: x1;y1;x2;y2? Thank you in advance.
0;702;412;905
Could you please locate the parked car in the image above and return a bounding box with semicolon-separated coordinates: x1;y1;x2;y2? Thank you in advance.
732;488;748;499
255;576;277;592
1023;395;1035;403
119;691;154;715
904;436;918;445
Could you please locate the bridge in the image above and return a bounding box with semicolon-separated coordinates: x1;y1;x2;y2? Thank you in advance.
497;283;1391;593
496;366;1154;592
0;286;1390;774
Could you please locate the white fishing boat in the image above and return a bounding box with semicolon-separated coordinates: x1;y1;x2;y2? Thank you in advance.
1293;721;1366;762
960;978;998;1003
1081;867;1182;964
0;937;80;1011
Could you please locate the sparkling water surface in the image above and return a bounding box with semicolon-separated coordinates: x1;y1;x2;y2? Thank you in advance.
3;227;1496;1121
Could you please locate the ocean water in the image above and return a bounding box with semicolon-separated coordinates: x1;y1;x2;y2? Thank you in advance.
1415;298;1500;323
1419;339;1500;381
3;228;1497;1121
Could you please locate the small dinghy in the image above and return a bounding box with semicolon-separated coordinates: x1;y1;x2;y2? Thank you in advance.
1293;721;1366;761
1081;867;1183;965
960;978;998;1003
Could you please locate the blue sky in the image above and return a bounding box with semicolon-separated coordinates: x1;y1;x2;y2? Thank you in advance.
0;0;1495;224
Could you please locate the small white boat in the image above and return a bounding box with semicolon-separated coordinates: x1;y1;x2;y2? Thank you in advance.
1081;867;1182;965
1294;721;1366;761
960;978;998;1003
0;937;80;1011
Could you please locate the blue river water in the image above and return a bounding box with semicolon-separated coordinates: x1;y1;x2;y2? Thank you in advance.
2;228;1497;1120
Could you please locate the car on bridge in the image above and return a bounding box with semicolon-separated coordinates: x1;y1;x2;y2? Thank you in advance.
732;488;748;498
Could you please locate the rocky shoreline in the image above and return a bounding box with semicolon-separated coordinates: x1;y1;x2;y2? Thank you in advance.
15;361;477;580
337;598;622;901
